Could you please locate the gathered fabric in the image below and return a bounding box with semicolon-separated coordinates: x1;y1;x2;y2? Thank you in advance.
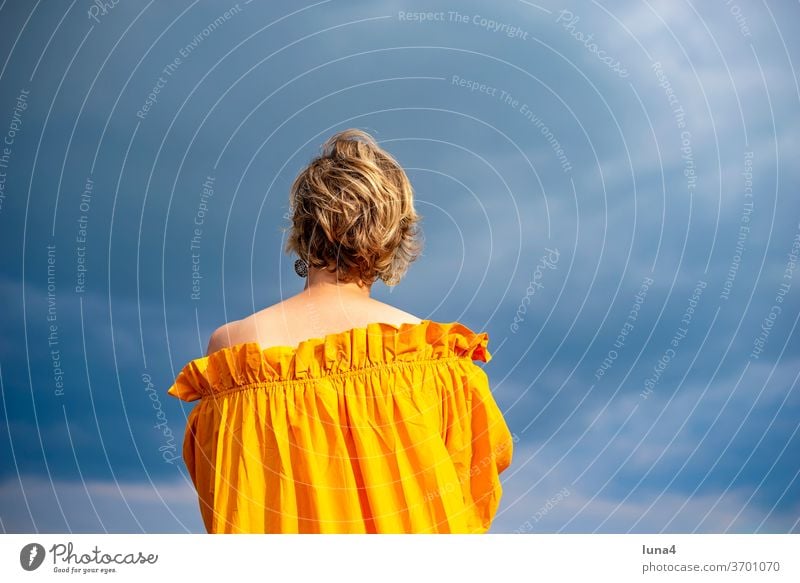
167;319;513;534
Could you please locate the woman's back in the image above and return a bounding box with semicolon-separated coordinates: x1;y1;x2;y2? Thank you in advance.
207;287;423;356
167;128;513;533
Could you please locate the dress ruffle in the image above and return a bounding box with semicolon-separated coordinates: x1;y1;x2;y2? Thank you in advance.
167;319;491;401
166;319;512;534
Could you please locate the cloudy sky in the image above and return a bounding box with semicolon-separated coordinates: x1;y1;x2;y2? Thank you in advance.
0;0;798;533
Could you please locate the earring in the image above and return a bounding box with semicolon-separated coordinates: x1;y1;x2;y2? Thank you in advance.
294;258;308;277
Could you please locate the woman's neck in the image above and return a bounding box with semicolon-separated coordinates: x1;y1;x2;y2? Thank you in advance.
303;266;372;298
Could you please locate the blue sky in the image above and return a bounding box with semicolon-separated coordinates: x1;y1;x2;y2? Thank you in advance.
0;0;798;533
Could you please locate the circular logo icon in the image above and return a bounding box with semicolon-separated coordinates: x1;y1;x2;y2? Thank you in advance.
19;543;46;571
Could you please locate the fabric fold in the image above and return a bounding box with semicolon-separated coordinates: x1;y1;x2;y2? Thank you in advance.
167;319;491;400
165;318;512;534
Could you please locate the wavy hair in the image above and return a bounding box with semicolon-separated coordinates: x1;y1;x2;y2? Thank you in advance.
285;129;423;286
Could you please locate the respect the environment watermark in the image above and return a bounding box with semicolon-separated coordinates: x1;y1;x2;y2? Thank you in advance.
720;151;754;302
450;74;574;173
46;243;65;397
136;3;244;120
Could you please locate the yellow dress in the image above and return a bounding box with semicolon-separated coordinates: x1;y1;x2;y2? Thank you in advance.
167;319;513;533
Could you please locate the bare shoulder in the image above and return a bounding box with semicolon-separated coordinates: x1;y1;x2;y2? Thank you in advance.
366;300;423;326
251;296;422;327
205;320;242;355
205;299;422;355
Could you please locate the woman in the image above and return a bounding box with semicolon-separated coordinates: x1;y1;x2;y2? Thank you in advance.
168;129;514;533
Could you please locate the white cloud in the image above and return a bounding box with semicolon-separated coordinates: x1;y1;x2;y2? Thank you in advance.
491;435;797;533
0;475;203;533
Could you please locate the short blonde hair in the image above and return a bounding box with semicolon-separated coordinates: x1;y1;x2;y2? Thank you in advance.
285;129;423;286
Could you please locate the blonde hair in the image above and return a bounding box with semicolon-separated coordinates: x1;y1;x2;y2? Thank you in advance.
285;129;423;287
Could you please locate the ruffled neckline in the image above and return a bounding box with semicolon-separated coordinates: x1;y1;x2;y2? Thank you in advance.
167;319;491;402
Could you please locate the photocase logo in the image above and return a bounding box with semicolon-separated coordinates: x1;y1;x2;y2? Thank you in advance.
19;543;46;571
